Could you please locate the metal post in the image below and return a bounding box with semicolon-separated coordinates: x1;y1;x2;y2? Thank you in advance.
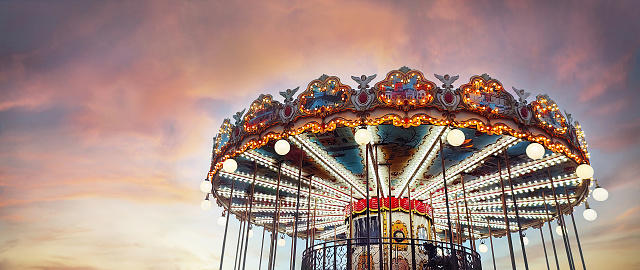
365;143;371;270
241;161;258;270
461;175;475;251
439;137;457;268
504;151;530;270
539;221;551;270
306;171;313;249
370;145;384;269
497;160;517;270
259;227;266;270
487;218;497;270
268;163;283;270
219;178;235;270
387;164;392;270
408;185;417;270
430;192;436;241
548;169;575;270
563;184;587;270
455;196;462;246
543;191;561;270
290;151;304;270
234;214;245;270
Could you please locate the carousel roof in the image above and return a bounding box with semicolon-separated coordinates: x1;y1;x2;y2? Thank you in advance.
207;67;592;241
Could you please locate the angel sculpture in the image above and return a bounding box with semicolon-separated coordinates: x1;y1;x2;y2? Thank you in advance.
434;74;459;89
232;109;246;126
279;87;299;102
512;86;531;103
564;110;574;127
351;74;377;90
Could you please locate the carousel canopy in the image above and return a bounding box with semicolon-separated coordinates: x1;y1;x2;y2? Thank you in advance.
207;67;591;241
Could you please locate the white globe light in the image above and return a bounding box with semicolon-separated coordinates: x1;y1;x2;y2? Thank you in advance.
248;229;254;239
275;139;290;155
217;216;226;226
576;164;594;179
478;243;488;253
355;128;371;145
583;208;597;221
522;236;529;246
200;199;211;210
200;180;212;193
447;129;465;146
555;225;564;236
222;158;237;172
526;143;545;160
277;238;286;247
592;186;608;201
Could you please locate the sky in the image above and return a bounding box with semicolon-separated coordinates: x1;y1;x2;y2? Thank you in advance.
0;0;639;269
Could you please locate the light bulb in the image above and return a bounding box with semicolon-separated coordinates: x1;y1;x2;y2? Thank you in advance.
478;243;488;253
200;179;212;193
200;199;211;210
583;207;597;221
576;164;594;179
526;142;545;160
592;186;608;202
355;128;371;145
222;158;237;172
522;236;529;246
278;238;286;247
555;225;563;236
217;216;226;226
275;139;290;155
248;229;254;239
447;129;465;146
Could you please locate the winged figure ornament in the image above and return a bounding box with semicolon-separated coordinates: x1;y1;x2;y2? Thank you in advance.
512;86;531;103
434;74;459;89
279;87;299;102
351;74;377;90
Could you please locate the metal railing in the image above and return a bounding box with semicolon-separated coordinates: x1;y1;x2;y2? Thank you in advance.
301;237;481;270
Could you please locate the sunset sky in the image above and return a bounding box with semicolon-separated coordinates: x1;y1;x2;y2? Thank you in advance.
1;0;639;269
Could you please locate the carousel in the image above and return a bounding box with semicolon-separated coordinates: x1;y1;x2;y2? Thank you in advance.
201;67;608;270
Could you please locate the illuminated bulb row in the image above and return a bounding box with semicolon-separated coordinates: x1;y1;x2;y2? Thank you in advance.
413;135;519;199
290;135;366;196
219;170;347;205
240;150;351;201
396;126;446;197
463;154;567;191
217;189;344;209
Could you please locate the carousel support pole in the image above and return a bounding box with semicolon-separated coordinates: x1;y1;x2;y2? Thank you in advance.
387;164;392;270
268;162;283;270
408;185;417;270
504;151;530;270
234;208;246;270
461;175;475;251
241;161;258;270
365;143;372;270
219;178;235;270
455;195;462;246
563;184;587;270
259;226;266;270
539;221;551;270
306;172;313;249
498;160;517;270
430;192;436;241
347;185;353;270
487;218;497;270
439;137;457;268
543;191;561;270
370;145;384;270
290;151;304;270
548;169;575;270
